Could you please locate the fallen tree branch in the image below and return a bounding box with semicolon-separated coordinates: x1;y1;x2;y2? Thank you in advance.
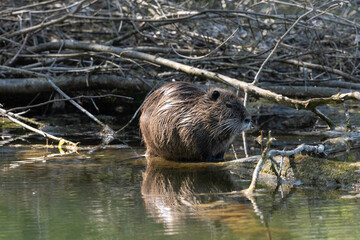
2;110;44;127
311;108;336;129
0;107;78;149
259;77;360;90
0;74;151;94
283;59;360;83
0;65;115;140
267;144;325;158
26;40;360;127
259;85;356;98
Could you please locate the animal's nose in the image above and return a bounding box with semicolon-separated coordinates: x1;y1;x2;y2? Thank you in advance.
244;117;252;124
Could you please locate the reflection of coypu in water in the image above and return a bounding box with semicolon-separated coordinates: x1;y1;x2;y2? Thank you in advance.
139;82;251;162
141;160;274;237
141;159;242;230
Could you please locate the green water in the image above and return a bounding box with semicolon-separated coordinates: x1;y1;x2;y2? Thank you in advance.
1;144;360;240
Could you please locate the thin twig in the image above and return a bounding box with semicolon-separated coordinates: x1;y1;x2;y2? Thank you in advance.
245;131;274;194
7;34;29;65
117;83;159;133
3;0;88;38
253;8;316;85
170;28;239;60
344;103;353;132
243;6;316;105
311;108;336;130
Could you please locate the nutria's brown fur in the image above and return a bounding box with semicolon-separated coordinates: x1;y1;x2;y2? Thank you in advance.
139;82;251;162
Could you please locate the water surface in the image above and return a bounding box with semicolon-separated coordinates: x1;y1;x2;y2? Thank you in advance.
1;144;360;240
1;114;360;240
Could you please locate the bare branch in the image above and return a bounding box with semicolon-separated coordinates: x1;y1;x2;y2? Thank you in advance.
0;107;78;148
3;0;88;38
26;41;360;114
0;65;110;129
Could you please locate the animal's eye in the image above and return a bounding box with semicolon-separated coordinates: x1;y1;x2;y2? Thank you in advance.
225;103;232;108
210;90;220;101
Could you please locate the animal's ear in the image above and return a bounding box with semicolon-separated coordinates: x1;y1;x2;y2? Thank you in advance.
210;90;220;101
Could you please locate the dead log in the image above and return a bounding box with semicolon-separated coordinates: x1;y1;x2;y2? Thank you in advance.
0;74;151;94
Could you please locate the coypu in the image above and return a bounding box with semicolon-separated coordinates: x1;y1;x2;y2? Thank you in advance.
139;81;251;162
